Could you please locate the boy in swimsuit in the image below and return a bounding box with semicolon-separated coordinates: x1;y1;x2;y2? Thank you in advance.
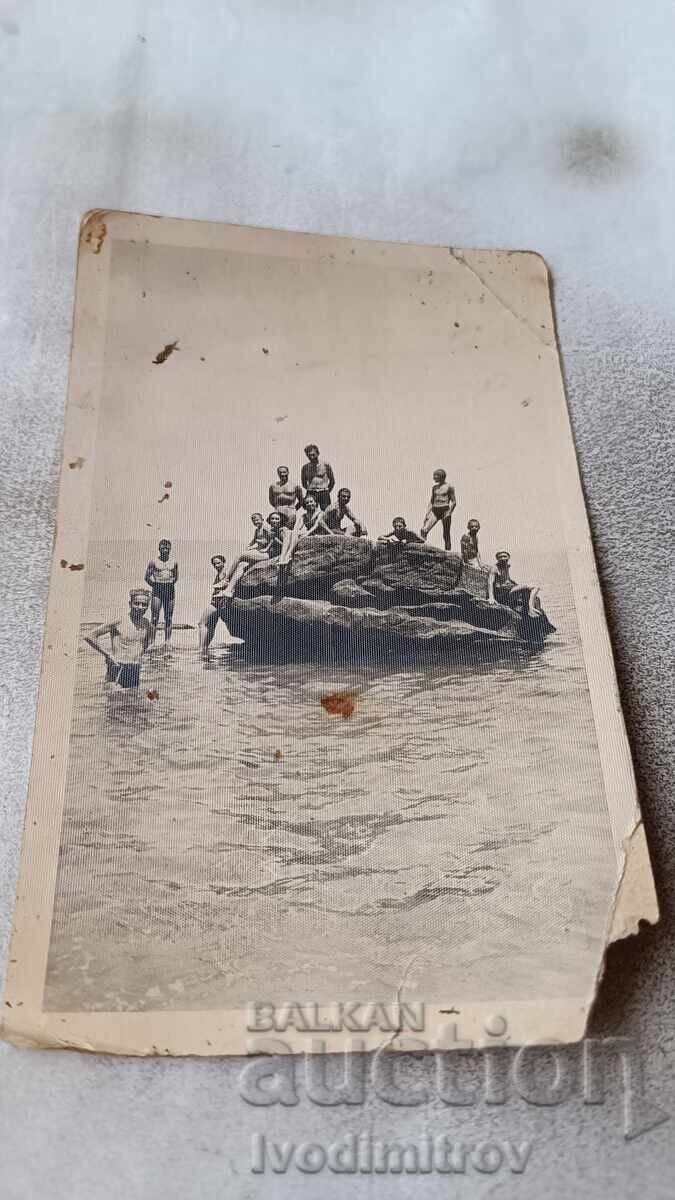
420;469;456;550
487;551;540;617
198;554;244;655
145;539;178;643
83;588;153;688
378;517;424;545
460;519;481;567
300;444;335;510
317;488;368;536
269;466;303;528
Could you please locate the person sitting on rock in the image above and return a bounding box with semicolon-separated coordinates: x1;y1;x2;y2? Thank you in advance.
378;517;424;545
269;465;303;528
317;488;368;537
420;468;456;550
460;519;482;567
300;443;335;510
223;512;277;597
487;551;541;618
279;494;325;565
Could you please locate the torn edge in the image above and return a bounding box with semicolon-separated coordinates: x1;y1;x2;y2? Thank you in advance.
80;210;108;255
608;819;659;943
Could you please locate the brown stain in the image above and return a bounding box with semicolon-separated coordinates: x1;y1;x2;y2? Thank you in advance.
164;480;173;488
153;340;180;365
82;215;107;254
60;559;68;568
69;563;84;572
68;456;85;469
146;690;159;701
158;493;170;504
262;347;269;355
274;414;288;423
273;749;283;762
320;691;357;719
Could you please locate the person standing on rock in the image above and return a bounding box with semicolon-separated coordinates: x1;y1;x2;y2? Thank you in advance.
420;469;456;551
460;519;482;567
317;487;368;537
269;465;303;528
487;551;541;618
378;517;424;545
301;444;335;511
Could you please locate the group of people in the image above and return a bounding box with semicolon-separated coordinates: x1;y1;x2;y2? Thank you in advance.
84;443;540;685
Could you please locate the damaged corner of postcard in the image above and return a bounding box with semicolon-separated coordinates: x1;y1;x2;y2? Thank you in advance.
2;212;659;1056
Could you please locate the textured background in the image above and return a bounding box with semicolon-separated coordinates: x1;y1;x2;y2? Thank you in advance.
0;1;674;1196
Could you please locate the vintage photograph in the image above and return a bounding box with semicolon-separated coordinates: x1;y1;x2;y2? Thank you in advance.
3;215;656;1053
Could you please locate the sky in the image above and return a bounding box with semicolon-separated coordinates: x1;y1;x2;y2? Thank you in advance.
89;230;569;561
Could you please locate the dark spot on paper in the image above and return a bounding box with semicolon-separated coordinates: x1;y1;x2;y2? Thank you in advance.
321;691;357;719
60;559;68;568
141;291;146;299
200;356;205;362
69;563;84;572
273;749;283;762
274;415;288;423
522;399;530;407
439;1007;460;1015
454;322;460;328
68;457;85;469
559;122;632;181
153;340;180;365
138;34;147;42
84;218;106;254
158;493;170;504
146;690;159;701
164;481;173;489
262;347;269;355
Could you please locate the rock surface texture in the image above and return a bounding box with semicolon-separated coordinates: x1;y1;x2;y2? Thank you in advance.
228;536;555;661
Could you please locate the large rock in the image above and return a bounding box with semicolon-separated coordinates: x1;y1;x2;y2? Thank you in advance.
226;593;532;663
235;534;374;600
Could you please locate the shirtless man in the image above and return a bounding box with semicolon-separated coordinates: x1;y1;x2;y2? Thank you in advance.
268;465;303;528
144;539;178;643
198;554;244;655
378;517;424;545
317;488;368;537
84;588;153;689
300;444;335;510
460;519;482;567
487;551;540;618
224;512;287;597
420;469;456;551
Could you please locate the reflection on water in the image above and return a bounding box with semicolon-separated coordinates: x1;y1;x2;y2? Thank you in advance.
45;584;617;1012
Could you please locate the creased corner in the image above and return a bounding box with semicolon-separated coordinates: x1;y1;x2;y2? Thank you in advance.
608;819;659;943
79;210;108;255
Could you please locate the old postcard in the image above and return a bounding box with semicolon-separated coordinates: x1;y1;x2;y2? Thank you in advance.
2;213;657;1054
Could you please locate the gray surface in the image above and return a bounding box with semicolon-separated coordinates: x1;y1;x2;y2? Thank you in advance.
0;1;674;1196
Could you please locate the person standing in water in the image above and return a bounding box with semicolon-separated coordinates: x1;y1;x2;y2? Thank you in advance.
198;554;244;656
300;444;335;511
420;468;456;550
145;538;179;643
83;588;153;689
268;465;303;528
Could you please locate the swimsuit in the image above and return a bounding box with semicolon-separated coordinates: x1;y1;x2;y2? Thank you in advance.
105;660;141;688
